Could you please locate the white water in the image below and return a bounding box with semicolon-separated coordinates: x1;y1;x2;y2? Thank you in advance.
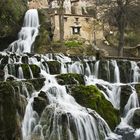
6;9;39;53
1;7;140;140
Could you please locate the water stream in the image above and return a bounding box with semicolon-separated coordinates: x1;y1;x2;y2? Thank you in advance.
1;8;140;140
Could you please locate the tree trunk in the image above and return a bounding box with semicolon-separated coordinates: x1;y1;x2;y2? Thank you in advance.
59;6;64;43
118;20;125;56
117;0;126;57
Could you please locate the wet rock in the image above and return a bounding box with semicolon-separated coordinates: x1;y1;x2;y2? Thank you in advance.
33;91;49;116
135;84;140;104
120;85;132;115
98;60;110;81
47;61;61;74
132;109;140;128
30;64;40;78
115;126;135;140
56;73;85;85
117;60;132;83
26;78;45;91
0;69;4;81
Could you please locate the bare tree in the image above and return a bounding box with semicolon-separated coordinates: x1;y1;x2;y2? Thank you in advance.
57;0;65;43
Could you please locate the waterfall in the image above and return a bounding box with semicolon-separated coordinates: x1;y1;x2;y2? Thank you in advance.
6;9;39;53
131;61;140;82
124;86;139;116
1;7;140;140
18;66;24;79
111;60;120;83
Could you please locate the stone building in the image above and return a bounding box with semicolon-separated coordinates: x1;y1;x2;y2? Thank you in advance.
28;0;100;43
51;0;95;42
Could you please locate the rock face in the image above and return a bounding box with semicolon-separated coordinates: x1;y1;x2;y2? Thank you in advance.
0;0;27;50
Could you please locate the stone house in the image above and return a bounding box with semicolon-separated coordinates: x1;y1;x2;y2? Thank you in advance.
51;0;95;42
28;0;99;43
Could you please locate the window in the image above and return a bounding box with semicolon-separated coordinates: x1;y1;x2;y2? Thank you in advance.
72;27;81;35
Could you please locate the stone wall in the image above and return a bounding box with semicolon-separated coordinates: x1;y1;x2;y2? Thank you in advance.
53;14;94;42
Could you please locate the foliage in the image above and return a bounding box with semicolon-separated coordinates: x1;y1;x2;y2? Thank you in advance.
125;31;140;47
65;40;82;48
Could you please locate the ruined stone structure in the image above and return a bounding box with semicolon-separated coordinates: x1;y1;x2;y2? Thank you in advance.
28;0;103;43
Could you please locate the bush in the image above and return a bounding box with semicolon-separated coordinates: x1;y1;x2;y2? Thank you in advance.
125;31;140;47
64;40;82;48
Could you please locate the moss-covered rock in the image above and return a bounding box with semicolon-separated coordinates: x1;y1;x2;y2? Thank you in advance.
0;0;27;50
21;64;30;79
71;85;120;130
0;82;17;140
26;78;45;91
56;73;85;85
135;84;140;104
120;85;132;114
117;60;132;83
33;91;49;116
30;64;40;78
98;60;110;81
34;9;54;53
47;61;61;74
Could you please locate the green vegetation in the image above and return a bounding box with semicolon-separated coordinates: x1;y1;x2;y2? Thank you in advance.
72;85;120;130
125;31;140;47
65;40;82;48
46;61;61;74
56;73;85;85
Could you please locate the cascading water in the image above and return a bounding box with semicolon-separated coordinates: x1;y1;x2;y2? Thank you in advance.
6;9;39;53
1;7;140;140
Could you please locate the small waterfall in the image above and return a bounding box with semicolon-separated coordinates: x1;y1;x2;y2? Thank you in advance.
111;60;120;83
124;86;139;115
18;66;24;79
6;9;39;53
131;61;140;82
94;61;99;78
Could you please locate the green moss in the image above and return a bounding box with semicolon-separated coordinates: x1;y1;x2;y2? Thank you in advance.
0;82;17;139
21;64;30;79
26;78;45;91
65;40;82;48
47;61;61;74
72;85;120;130
30;64;40;78
56;73;85;85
